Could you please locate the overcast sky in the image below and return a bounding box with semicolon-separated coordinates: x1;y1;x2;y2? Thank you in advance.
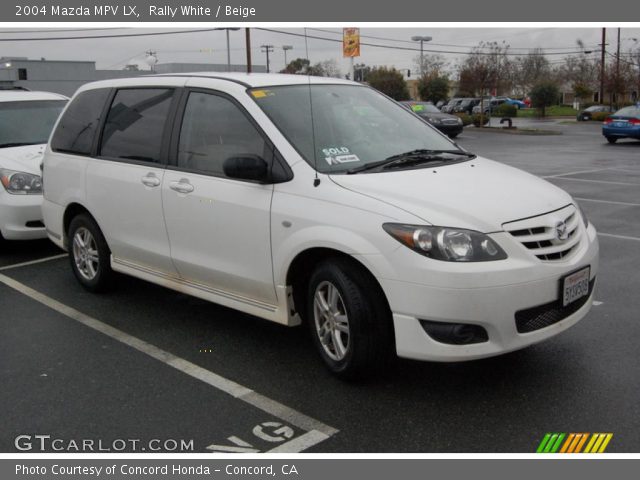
1;27;639;74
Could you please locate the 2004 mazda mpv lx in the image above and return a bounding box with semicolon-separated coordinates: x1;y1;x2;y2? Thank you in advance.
42;74;598;379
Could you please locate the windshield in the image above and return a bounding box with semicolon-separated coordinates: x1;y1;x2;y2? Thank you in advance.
249;84;456;174
585;106;602;112
614;106;640;118
0;100;66;147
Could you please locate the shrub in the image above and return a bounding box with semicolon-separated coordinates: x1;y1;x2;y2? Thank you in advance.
496;103;517;117
591;112;610;122
530;82;560;117
455;113;472;126
417;76;450;104
367;67;410;101
472;114;490;127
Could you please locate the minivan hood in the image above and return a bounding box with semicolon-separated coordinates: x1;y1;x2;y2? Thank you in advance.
0;144;45;175
330;157;573;232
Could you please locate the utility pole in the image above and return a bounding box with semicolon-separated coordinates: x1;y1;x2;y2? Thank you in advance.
616;27;621;108
261;45;274;73
245;28;252;73
600;28;606;105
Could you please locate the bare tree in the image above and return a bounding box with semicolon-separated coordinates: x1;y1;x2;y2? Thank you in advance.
510;49;552;97
413;53;448;78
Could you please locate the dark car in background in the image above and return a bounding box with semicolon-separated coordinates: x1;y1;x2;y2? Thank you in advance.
401;101;464;138
602;105;640;143
577;105;613;121
455;97;481;114
441;98;463;114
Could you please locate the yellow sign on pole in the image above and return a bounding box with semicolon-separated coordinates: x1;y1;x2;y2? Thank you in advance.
343;28;360;58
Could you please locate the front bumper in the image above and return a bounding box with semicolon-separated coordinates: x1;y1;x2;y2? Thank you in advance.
0;190;46;240
356;223;599;362
434;124;464;136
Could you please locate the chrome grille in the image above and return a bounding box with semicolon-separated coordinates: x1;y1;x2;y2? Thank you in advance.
504;205;583;262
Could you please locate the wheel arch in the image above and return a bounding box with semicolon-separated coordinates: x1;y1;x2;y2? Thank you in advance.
285;247;392;325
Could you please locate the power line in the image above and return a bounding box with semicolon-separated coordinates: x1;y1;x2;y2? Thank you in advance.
0;27;125;34
306;27;599;51
0;28;222;41
256;28;592;57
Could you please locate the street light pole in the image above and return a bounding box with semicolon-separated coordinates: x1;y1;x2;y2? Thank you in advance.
215;27;240;72
282;45;293;69
411;35;432;76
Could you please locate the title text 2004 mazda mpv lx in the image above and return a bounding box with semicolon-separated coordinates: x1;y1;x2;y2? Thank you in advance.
42;74;598;379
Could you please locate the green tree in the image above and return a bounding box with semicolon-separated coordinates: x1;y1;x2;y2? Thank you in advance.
366;67;410;101
417;75;450;103
530;81;560;117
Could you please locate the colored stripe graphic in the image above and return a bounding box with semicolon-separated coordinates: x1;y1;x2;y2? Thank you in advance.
537;433;613;453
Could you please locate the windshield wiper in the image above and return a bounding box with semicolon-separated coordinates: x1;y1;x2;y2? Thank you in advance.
347;149;475;174
0;142;42;148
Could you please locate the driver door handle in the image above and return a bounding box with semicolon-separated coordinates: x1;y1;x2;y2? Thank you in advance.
141;173;161;187
169;179;194;194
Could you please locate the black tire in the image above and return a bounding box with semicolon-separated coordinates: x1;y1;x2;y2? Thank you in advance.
448;133;459;139
606;136;618;144
307;258;394;380
67;214;114;292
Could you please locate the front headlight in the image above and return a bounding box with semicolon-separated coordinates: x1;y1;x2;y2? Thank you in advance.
457;117;463;124
0;168;43;195
576;202;589;228
383;223;508;262
427;117;442;124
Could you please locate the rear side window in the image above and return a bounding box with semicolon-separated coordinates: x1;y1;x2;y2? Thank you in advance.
100;88;174;163
51;88;110;155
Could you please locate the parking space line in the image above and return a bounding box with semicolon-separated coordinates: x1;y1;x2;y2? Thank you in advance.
267;430;330;453
542;167;614;179
574;197;640;207
597;232;640;242
547;177;639;186
0;254;67;272
0;272;338;449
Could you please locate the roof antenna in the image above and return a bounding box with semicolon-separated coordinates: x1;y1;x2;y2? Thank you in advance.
304;28;321;187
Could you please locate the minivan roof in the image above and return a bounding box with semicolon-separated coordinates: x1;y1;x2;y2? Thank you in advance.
0;90;68;102
79;72;358;91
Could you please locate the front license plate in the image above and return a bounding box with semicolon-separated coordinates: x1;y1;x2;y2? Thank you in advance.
562;267;590;307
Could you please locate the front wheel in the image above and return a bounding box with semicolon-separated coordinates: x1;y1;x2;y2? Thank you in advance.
307;259;393;380
606;136;618;144
68;214;114;292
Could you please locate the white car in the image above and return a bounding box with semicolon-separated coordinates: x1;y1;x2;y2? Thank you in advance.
0;90;67;241
42;74;599;378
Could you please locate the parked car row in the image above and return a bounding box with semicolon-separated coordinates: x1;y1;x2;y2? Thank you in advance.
439;96;528;115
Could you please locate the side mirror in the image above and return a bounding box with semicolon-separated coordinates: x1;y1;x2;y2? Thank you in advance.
223;155;269;182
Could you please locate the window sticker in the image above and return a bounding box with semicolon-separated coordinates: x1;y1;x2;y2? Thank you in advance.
250;90;274;99
411;104;424;112
324;154;361;165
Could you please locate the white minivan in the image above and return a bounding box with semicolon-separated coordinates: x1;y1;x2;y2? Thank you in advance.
42;74;599;378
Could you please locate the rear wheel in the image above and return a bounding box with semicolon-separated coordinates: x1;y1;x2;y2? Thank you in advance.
606;136;618;144
68;214;114;292
307;259;393;380
448;133;459;139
